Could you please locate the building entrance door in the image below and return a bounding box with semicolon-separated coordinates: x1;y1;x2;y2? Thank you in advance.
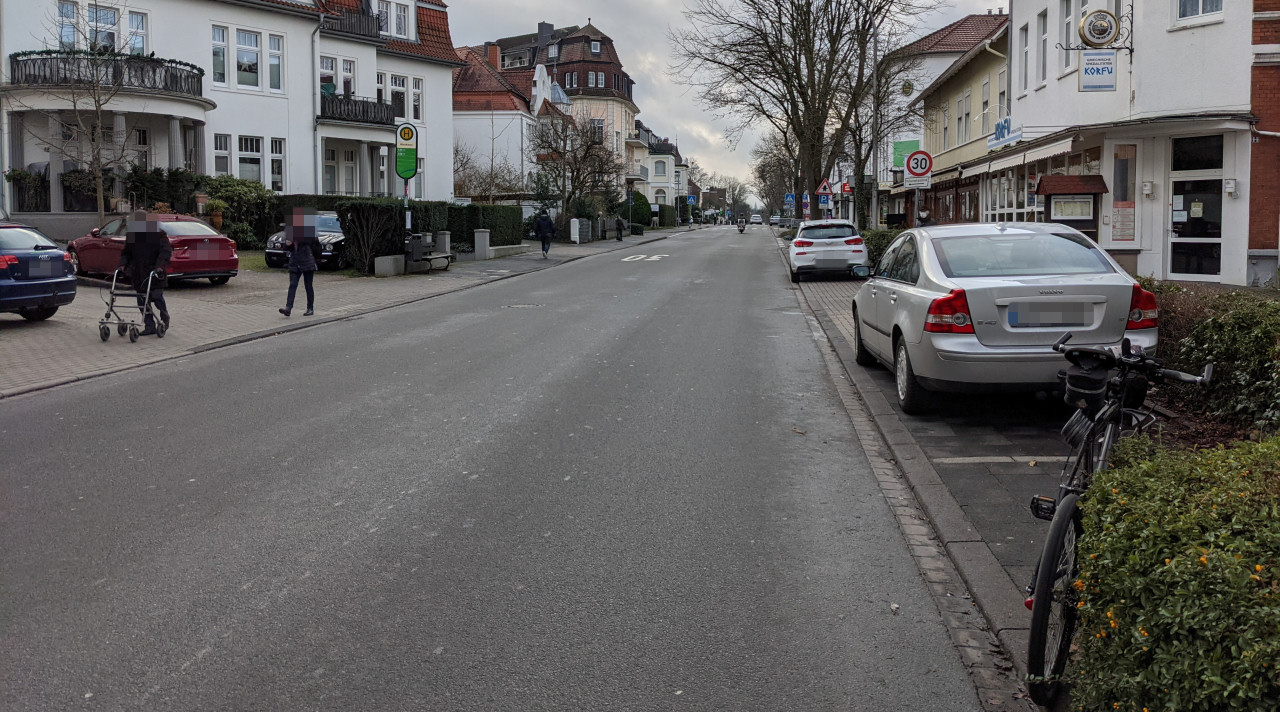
1168;178;1222;279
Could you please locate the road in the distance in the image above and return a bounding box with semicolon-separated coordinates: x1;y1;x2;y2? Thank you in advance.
1;224;979;711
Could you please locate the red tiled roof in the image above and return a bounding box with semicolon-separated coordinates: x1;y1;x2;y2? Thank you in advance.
901;14;1009;56
237;0;337;15
383;4;463;66
500;68;536;96
453;47;530;113
1036;174;1109;196
322;0;360;10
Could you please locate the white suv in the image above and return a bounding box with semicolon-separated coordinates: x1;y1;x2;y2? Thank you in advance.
749;214;763;224
788;219;869;283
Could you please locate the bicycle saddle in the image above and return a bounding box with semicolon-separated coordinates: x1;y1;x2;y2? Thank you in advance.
1062;346;1117;372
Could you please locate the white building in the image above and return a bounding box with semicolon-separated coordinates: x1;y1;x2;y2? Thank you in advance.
0;0;460;236
451;45;537;194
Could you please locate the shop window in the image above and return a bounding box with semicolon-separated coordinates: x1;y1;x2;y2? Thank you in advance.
1112;144;1137;242
1171;135;1223;172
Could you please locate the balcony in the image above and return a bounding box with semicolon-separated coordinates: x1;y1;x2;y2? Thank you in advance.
8;51;204;102
319;93;395;126
625;162;649;182
323;9;384;41
625;132;647;148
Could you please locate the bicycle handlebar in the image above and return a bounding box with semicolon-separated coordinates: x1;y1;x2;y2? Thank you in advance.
1159;363;1213;386
1054;331;1212;386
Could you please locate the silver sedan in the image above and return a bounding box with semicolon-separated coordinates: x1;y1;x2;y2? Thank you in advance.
850;223;1159;414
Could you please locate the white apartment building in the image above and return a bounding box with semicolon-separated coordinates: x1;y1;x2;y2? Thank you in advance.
0;0;460;236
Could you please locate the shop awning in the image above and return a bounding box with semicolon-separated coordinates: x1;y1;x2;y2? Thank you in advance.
932;169;961;184
960;162;988;178
1025;138;1075;164
1036;174;1109;195
989;151;1025;172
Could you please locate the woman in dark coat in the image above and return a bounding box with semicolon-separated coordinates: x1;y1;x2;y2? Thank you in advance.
280;207;322;316
534;210;555;258
119;210;172;335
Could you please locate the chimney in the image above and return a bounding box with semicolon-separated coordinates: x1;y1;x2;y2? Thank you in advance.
537;21;553;48
485;42;500;69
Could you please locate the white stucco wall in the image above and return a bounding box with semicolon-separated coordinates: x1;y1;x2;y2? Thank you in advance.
453;110;534;180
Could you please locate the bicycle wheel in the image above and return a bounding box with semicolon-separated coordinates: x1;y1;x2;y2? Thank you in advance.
1027;492;1082;706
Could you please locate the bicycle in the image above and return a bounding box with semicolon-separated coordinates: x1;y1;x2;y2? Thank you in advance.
1023;333;1211;707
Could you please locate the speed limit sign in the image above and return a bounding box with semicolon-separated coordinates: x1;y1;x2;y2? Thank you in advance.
905;150;932;188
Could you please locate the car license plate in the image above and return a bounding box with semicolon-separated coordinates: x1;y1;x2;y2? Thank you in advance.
1008;302;1090;328
816;258;847;268
26;260;57;278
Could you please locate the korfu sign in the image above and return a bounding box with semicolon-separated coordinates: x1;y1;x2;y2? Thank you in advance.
1079;49;1117;92
904;150;932;189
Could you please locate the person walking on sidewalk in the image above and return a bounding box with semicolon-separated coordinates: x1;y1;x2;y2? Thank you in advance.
614;215;625;241
280;207;322;317
535;210;555;259
119;209;171;336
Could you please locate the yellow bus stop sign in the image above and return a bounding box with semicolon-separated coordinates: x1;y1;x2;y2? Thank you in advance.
396;123;418;181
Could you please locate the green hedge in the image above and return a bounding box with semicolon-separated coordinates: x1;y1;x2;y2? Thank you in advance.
443;204;523;251
334;199;406;274
861;229;902;268
630;223;645;236
626;192;651;225
1178;294;1280;432
658;204;677;227
1072;434;1280;711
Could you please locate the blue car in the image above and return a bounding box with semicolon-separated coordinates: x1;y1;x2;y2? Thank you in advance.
1;222;76;321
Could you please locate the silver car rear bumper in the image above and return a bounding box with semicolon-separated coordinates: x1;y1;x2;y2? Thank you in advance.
908;329;1158;389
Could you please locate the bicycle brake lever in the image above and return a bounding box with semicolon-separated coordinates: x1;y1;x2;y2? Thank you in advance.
1053;332;1072;353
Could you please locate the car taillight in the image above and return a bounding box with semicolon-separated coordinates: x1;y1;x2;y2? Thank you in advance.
62;252;72;262
793;239;813;247
0;255;17;267
924;289;975;334
845;237;864;246
1126;284;1158;330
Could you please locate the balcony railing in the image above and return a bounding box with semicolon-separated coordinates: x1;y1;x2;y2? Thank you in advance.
8;51;203;100
627;163;649;181
324;9;383;40
319;93;395;126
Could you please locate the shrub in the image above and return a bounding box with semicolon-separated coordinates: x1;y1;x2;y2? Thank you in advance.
1072;435;1280;711
657;204;677;227
630;223;645;236
861;229;902;267
335;199;404;274
204;176;275;237
222;221;259;249
626;192;651;225
1178;294;1280;431
778;228;796;240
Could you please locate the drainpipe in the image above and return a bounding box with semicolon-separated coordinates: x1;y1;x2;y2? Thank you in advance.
1253;126;1280;140
312;11;324;194
982;38;1006;60
0;0;7;218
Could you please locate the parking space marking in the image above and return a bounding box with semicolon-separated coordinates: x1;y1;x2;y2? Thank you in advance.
932;456;1069;465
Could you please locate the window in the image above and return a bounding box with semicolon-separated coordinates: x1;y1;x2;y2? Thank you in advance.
212;26;228;85
655;160;666;177
324;148;336;194
1037;11;1048;84
1172;135;1224;171
591;41;601;54
942;120;949;151
128;12;146;55
58;2;76;51
390;74;406;119
378;1;409;37
589;118;604;144
414;158;424;199
997;68;1007;119
412;78;422;121
654;189;667;204
238;136;262;182
270;138;284;192
598;72;606;88
981;79;990;135
548;44;558;59
1061;0;1076;70
88;5;117;50
1178;0;1223;19
134;128;149;146
378;1;390;32
342;59;355;94
214;133;230;176
956;98;964;146
376;72;385;103
236;30;260;88
963;92;972;143
395;3;408;37
587;72;596;88
319;56;336;92
268;35;283;91
1019;25;1029;92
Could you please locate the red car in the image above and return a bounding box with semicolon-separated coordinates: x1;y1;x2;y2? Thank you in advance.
69;214;239;285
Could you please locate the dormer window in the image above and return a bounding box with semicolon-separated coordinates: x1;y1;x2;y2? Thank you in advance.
548;44;559;59
591;41;601;54
377;1;411;39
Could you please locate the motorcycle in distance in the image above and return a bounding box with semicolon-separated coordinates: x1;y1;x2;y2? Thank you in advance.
737;219;746;233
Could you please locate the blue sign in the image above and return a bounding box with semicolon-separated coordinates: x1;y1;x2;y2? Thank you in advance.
802;193;810;206
818;195;831;206
1079;49;1117;92
784;193;796;204
686;195;696;204
987;117;1023;151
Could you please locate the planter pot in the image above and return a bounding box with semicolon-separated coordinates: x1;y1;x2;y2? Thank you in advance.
210;213;223;230
374;254;405;277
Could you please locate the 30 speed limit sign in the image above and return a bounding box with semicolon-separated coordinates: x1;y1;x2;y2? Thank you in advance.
904;150;932;189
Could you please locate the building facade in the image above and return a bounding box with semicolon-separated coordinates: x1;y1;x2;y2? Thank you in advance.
0;0;459;237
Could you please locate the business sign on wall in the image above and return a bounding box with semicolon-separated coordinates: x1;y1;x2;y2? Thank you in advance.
1079;49;1117;92
987;117;1023;151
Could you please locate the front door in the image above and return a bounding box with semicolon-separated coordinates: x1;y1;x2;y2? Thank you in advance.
1168;178;1222;280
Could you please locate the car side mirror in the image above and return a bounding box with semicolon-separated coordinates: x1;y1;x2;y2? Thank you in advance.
90;228;101;237
852;265;871;279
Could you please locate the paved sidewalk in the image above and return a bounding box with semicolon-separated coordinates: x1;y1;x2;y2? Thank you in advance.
0;232;675;398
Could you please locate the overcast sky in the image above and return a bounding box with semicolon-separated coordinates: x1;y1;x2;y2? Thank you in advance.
447;0;1002;183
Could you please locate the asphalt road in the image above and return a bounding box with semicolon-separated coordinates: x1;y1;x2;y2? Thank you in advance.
1;224;979;711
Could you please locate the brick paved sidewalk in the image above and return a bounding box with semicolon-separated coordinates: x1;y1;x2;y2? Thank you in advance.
0;232;675;398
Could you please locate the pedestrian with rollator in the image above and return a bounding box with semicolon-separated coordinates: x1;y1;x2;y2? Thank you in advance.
280;207;321;317
119;209;171;336
535;210;555;259
615;214;626;241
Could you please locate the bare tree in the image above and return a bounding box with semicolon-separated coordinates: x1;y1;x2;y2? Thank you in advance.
526;114;624;215
670;0;936;197
10;0;157;220
711;173;751;219
751;129;801;217
453;140;526;203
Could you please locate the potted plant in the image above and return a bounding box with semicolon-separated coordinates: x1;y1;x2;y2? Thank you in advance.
205;198;229;229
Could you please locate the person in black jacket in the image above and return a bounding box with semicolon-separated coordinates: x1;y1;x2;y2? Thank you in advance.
615;214;625;241
119;209;171;336
280;207;322;316
535;210;555;258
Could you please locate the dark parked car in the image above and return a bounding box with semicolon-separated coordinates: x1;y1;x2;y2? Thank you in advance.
69;214;239;285
0;222;76;321
265;211;346;270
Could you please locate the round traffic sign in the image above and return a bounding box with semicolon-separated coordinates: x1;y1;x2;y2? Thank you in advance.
906;150;932;178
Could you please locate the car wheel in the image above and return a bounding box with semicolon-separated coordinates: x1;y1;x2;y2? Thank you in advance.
894;339;928;415
68;249;83;276
208;276;230;285
851;308;876;367
790;269;800;283
19;306;58;321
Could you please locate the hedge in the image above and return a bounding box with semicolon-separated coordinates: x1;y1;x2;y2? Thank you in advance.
630;223;645;236
1072;434;1280;711
626;192;651;225
861;229;902;268
658;204;677;227
334;199;405;274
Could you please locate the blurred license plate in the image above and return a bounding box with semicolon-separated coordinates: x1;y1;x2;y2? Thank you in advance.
1008;302;1090;328
816;258;847;268
26;260;57;277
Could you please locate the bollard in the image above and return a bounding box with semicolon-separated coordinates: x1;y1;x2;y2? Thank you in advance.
474;228;491;260
437;230;450;256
